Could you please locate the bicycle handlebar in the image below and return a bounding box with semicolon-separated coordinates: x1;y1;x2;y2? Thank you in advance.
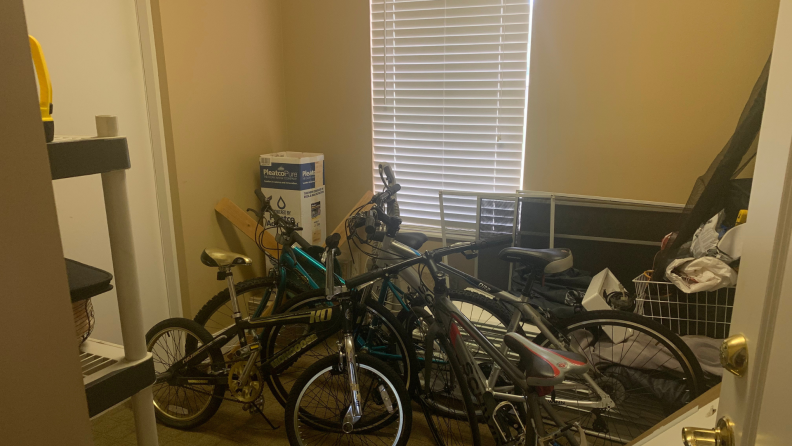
475;234;513;251
325;233;341;250
344;235;511;289
253;189;312;250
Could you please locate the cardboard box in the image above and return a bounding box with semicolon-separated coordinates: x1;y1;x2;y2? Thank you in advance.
582;268;632;343
260;152;325;245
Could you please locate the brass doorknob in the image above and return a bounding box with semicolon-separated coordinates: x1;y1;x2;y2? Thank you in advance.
682;417;734;446
720;334;748;377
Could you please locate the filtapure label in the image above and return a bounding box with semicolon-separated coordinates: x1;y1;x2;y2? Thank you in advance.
260;162;323;190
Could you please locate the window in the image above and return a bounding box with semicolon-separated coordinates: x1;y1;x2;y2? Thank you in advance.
371;0;532;229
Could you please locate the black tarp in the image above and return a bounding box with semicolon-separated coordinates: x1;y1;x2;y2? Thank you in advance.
651;55;771;280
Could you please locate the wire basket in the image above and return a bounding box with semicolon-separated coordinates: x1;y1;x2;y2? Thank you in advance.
73;298;95;346
633;273;735;339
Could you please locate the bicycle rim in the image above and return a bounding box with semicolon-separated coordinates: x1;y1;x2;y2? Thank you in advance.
148;327;217;423
265;293;414;407
288;355;409;445
535;314;704;445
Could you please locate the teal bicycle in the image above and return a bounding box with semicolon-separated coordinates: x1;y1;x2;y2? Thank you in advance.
194;190;416;408
195;189;342;335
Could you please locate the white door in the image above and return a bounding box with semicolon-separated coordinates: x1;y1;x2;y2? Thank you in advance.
684;0;792;444
23;0;178;343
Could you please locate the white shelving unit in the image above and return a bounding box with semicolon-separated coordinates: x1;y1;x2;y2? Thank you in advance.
50;116;158;446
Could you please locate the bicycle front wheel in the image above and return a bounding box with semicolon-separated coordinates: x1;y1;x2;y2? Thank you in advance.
533;310;705;445
286;353;412;446
262;290;418;407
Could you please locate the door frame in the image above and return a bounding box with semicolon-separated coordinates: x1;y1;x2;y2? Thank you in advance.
133;0;182;317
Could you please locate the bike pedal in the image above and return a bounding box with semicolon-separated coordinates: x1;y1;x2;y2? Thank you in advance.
492;401;526;445
378;384;394;413
538;422;588;446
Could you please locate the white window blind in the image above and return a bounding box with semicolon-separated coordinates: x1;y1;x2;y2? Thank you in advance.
371;0;531;229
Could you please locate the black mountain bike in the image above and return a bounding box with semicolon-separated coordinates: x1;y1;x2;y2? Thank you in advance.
146;236;412;446
268;178;705;445
323;237;598;445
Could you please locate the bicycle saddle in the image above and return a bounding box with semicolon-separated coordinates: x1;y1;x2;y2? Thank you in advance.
200;249;253;268
498;247;573;274
370;231;429;250
503;333;588;386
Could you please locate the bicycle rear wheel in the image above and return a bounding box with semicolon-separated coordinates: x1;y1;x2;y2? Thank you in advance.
146;318;227;430
533;310;705;445
411;312;481;446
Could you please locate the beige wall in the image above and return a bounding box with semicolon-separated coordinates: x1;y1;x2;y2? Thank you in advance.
158;1;779;311
524;0;779;203
0;1;93;443
279;1;374;232
277;0;779;215
153;0;286;316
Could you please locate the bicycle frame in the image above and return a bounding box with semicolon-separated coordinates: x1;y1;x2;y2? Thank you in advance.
372;235;614;411
252;244;346;318
167;298;343;387
424;292;582;446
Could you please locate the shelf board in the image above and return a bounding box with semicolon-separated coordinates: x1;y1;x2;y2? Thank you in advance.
81;338;155;418
48;135;130;180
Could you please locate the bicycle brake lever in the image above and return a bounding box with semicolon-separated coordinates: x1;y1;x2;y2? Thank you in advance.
247;208;263;220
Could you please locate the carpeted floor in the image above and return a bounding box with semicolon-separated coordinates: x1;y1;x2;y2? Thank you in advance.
91;398;441;446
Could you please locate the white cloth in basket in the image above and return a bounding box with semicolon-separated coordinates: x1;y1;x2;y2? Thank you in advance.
666;257;737;293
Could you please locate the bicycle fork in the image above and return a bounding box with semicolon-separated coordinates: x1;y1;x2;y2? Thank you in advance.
341;333;363;433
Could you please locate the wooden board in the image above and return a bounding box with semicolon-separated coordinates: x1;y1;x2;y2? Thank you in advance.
214;198;280;258
215;192;374;259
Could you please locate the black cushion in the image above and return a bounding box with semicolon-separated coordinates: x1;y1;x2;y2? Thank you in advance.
498;247;573;274
395;232;428;250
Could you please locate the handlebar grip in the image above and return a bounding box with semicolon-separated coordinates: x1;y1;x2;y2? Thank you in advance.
383;165;395;183
254;189;268;205
477;234;513;250
365;212;377;235
291;231;312;250
325;233;342;250
350;215;367;229
389;184;401;194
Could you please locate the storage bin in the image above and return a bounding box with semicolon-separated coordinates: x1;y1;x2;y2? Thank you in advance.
633;273;735;339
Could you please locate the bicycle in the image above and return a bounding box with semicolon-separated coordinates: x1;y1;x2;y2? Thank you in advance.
194;189;342;336
145;235;412;446
341;203;704;445
320;237;599;445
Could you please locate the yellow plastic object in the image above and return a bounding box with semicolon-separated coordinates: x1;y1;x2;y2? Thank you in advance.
29;35;54;142
736;209;748;225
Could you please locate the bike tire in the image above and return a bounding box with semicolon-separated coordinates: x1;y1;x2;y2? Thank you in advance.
194;275;308;335
418;331;482;446
145;318;227;430
286;353;413;446
533;310;706;446
262;289;418;407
